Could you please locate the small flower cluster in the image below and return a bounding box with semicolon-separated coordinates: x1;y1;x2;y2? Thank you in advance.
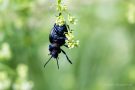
56;0;67;12
65;31;79;49
68;14;77;25
56;0;79;49
56;0;66;26
56;14;65;26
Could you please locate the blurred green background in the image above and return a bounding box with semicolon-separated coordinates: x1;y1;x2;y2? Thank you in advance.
0;0;135;90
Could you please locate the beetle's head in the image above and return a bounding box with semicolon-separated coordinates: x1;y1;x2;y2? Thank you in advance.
51;50;58;58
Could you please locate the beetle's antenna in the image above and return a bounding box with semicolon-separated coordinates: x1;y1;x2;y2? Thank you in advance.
56;58;59;69
44;56;52;68
61;49;72;64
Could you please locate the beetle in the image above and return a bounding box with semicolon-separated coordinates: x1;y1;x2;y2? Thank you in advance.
44;23;72;69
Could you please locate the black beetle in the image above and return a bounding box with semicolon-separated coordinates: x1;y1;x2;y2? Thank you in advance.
44;23;72;69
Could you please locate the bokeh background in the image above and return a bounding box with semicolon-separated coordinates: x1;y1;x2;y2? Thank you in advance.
0;0;135;90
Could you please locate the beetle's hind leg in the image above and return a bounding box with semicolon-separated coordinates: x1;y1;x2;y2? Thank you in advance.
64;45;68;48
44;56;52;68
61;49;72;64
56;58;59;69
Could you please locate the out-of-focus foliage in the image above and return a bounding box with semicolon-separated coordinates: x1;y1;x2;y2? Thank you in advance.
127;3;135;24
0;0;135;90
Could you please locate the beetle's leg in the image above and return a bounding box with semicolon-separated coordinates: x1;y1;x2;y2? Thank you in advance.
61;49;72;64
64;45;68;48
66;24;70;31
56;58;59;69
44;56;52;68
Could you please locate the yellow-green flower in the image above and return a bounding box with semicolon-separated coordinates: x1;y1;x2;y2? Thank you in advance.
56;15;65;26
68;14;77;24
62;5;67;11
65;31;74;40
65;31;79;49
